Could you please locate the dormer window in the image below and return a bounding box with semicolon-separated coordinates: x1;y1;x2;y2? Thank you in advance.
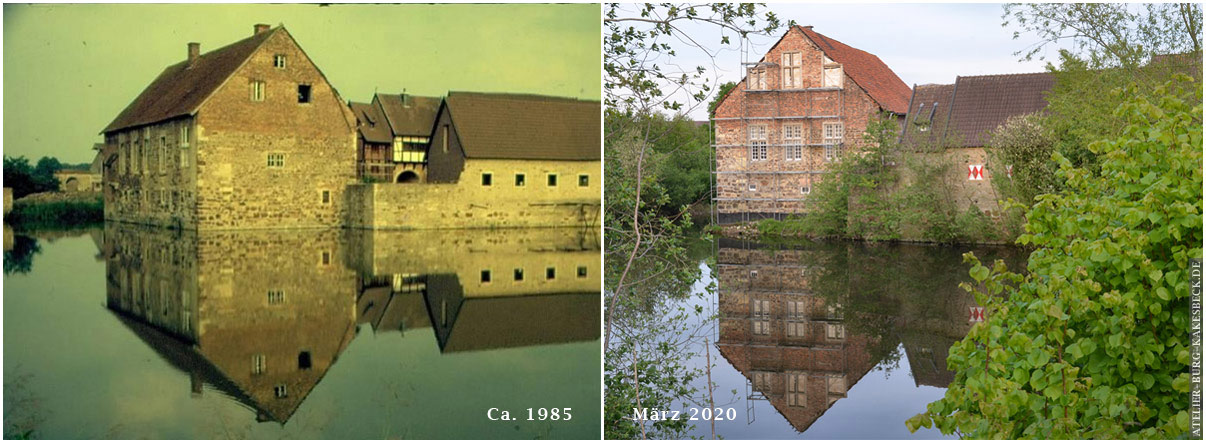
781;52;802;89
747;66;768;90
273;54;286;69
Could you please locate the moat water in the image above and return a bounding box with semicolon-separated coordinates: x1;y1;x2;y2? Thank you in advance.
3;224;600;439
672;237;1026;440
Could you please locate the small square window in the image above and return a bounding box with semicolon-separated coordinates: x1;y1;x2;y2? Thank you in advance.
547;174;558;187
546;267;556;280
274;384;288;398
482;173;493;186
274;54;286;69
748;183;757;192
297;84;311;103
267;153;284;168
578;174;589;187
514;268;524;281
480;269;492;283
801;186;810;195
515;173;526;186
577;266;588;278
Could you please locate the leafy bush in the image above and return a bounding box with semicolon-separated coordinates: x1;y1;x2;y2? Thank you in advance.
908;77;1202;438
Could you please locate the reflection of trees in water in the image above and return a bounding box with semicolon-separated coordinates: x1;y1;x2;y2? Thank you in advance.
3;368;45;439
4;235;40;275
605;239;717;439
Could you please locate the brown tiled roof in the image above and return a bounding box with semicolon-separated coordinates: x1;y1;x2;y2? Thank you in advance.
445;92;600;161
376;93;442;137
799;26;912;114
349;101;392;144
102;28;280;134
902;72;1054;147
901;83;956;145
947;72;1054;147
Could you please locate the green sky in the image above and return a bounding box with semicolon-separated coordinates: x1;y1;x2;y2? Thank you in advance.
3;3;601;163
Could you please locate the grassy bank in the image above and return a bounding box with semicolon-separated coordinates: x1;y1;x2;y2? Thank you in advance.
6;192;103;226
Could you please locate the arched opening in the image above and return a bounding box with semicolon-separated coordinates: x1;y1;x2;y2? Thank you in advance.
396;171;420;183
64;178;79;192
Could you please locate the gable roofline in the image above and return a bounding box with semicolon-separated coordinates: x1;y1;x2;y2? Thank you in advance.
710;25;911;118
101;26;279;134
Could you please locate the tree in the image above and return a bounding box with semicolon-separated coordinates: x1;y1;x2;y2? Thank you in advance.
908;77;1202;439
604;5;785;438
3;156;61;199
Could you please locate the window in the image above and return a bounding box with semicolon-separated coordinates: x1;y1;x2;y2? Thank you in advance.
515;173;526;186
547;173;558;187
252;354;266;375
179;124;190;147
513;268;524;281
480;269;492;283
828;374;847;396
441;125;449;153
748;183;757;192
546;267;556;280
786;320;807;337
782;52;802;89
159;137;167;172
747;66;767;90
273;54;286;69
752;299;771;335
267;153;284;168
578;174;589;187
298;352;312;370
268;290;284;305
787;372;807;407
577;265;588;278
826;323;846;340
823;55;843;88
321;251;331;265
181;146;189;168
274;384;288;398
823;122;844;162
786;300;806;320
297;84;311;103
393;139;404;162
481;173;493;186
120;143;128;174
749;124;768;161
752;371;773;392
250;80;265;101
783;124;803;161
801;186;811;195
321;190;330;205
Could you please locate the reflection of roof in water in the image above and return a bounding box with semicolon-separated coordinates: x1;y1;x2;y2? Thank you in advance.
109;309;286;423
430;291;600;353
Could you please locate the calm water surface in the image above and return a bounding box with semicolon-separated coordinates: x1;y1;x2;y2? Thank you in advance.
3;224;600;439
678;237;1025;440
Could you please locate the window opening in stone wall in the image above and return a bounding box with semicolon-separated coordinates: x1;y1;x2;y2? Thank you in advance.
546;267;556;280
480;269;492;283
784;124;803;161
481;173;493;186
749;124;768;161
252;354;266;375
547;173;558;187
823;55;843;88
578;174;589;187
267;153;284;168
250;80;265;101
514;268;524;281
577;265;588;278
297;352;311;370
321;190;330;205
297;84;311;103
274;54;286;69
823;122;844;161
515;173;526;186
782;51;802;89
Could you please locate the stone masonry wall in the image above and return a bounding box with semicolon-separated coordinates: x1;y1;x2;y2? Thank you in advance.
192;28;356;230
348;158;601;230
713;28;885;218
104;117;199;229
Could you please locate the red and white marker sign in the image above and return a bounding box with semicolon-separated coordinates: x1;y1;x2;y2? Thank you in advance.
968;165;985;181
1005;165;1013;178
968;306;986;323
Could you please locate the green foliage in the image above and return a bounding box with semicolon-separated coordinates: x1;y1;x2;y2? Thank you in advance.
986;113;1059;205
4;156;62;199
7;197;104;226
909;78;1202;438
3;235;41;275
759;114;1010;244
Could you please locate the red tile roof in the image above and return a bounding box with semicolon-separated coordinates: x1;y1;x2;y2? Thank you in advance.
102;27;278;134
798;26;912;114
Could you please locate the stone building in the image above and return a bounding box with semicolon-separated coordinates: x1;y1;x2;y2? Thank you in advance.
100;24;357;230
899;72;1056;214
346;92;602;229
349;93;441;183
711;25;912;224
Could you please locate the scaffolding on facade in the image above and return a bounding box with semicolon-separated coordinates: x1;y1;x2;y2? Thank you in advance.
710;44;847;226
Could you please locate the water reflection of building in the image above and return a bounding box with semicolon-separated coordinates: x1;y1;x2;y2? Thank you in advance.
104;225;600;423
104;226;358;423
350;228;600;352
715;243;876;433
